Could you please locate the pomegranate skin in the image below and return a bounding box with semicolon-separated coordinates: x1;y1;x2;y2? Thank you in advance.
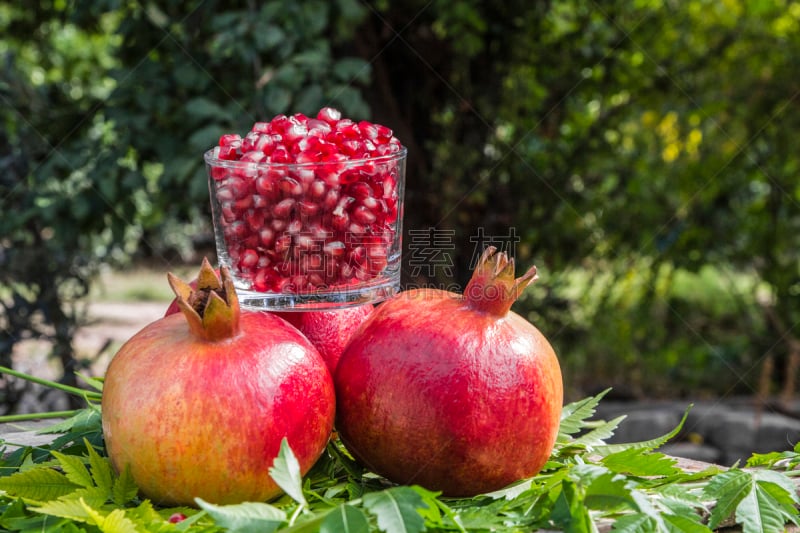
102;311;335;506
275;304;373;373
334;288;563;497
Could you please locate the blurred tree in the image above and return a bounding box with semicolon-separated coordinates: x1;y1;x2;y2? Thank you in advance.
2;0;798;404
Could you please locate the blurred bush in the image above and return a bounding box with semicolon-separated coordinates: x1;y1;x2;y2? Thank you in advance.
2;0;799;405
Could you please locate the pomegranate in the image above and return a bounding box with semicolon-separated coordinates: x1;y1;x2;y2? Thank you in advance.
334;247;563;497
163;272;372;373
207;108;406;293
274;304;373;372
102;259;335;506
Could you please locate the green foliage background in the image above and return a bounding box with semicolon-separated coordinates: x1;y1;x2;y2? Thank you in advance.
1;0;799;402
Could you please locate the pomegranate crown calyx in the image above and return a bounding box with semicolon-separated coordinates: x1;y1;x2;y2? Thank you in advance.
167;258;240;341
464;246;538;316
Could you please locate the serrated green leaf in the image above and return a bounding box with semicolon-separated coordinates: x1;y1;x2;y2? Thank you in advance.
84;439;113;495
594;406;691;456
30;489;102;522
363;486;428;533
661;513;713;533
268;438;307;507
753;469;800;505
584;472;635;512
196;497;286;533
703;469;752;529
112;464;138;506
37;408;101;435
320;503;370;533
0;466;80;501
572;415;626;448
550;479;595;533
99;508;140;533
51;451;93;489
558;388;611;439
734;479;786;533
602;448;680;477
611;512;657;533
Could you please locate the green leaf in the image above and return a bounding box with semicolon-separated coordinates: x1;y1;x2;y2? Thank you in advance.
30;488;106;522
550;479;594;533
594;406;691;456
111;464;138;506
661;513;713;533
734;479;787;533
84;439;113;495
0;466;81;501
703;469;752;529
602;448;680;477
37;408;101;435
196;497;286;533
363;486;428;533
611;512;657;532
584;472;635;512
268;438;307;507
558;388;611;439
572;415;626;448
51;451;94;489
320;503;370;533
99;508;140;533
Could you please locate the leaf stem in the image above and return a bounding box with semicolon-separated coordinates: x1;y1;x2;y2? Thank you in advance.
0;410;80;423
0;366;102;401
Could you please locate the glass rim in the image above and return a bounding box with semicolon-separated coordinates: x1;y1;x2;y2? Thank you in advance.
204;145;408;170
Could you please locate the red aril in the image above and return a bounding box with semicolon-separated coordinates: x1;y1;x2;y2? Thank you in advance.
334;247;563;497
104;259;335;506
206;108;405;294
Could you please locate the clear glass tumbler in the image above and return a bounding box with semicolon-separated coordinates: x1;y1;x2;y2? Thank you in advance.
205;147;406;310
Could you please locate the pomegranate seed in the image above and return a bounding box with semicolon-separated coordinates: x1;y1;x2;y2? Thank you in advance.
322;189;340;211
271;147;291;163
352;205;377;225
275;234;292;254
309;180;326;198
219;133;242;147
272;219;287;232
307;118;332;135
284;123;309;144
286;219;303;234
272;198;296;218
332;212;349;231
324;240;346;257
295;234;314;250
375;124;393;140
317;107;341;124
298;201;319;217
260;227;275;247
358;121;378;139
169;513;187;524
279;177;303;196
217;145;238;160
252;194;268;209
240;249;259;269
251;121;270;133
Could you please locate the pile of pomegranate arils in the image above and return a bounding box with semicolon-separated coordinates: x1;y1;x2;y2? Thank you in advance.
208;107;405;293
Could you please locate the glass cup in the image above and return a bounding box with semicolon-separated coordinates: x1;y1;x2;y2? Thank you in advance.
205;147;406;310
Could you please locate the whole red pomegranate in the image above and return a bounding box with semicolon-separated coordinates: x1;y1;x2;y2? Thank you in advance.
102;259;335;506
334;247;563;497
165;276;372;373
